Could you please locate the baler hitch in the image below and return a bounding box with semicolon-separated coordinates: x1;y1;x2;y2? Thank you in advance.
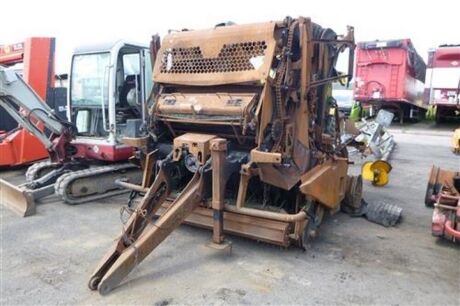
89;155;208;294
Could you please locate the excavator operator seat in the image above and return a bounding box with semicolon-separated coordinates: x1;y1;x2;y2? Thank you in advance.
119;74;140;107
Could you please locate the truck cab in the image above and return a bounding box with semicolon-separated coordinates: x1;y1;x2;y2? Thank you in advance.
68;40;152;161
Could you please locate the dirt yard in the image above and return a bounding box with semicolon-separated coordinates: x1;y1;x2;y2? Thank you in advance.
1;125;459;305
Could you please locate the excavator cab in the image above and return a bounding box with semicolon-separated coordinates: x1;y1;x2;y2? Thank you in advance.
69;41;152;157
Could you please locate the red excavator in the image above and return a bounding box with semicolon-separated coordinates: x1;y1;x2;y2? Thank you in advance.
0;39;158;216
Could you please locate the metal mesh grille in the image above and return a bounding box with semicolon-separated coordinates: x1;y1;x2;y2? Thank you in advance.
160;41;267;74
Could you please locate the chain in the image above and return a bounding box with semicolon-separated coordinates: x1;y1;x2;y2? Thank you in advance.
273;20;299;150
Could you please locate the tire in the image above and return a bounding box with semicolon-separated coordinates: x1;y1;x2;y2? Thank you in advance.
424;182;436;208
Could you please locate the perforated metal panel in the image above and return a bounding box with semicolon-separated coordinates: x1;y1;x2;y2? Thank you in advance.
161;41;268;74
153;21;277;86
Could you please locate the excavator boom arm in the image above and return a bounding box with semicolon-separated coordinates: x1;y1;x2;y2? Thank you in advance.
0;67;67;150
0;66;77;217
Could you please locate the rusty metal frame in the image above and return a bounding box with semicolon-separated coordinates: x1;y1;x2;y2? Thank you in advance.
90;17;358;294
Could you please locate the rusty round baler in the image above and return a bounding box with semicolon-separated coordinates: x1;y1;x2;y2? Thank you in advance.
89;17;360;294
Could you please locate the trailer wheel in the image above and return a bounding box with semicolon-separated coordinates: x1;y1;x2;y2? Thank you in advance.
435;107;443;124
424;182;436;207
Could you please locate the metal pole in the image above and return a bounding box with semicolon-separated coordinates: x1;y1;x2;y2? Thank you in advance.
210;138;227;244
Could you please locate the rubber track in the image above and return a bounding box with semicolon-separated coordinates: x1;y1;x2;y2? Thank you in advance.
55;163;139;205
25;160;58;182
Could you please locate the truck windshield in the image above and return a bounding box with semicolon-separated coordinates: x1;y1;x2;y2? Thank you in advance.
71;53;110;106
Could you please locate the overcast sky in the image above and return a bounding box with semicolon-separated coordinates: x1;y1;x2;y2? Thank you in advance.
2;0;458;74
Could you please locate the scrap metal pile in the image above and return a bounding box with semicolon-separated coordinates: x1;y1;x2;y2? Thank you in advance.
339;110;402;225
342;109;396;187
355;110;395;187
88;17;365;294
354;110;395;162
426;166;460;242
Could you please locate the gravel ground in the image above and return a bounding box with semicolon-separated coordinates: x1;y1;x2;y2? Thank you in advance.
1;125;459;305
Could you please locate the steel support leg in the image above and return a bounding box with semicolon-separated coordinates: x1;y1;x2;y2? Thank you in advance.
210;138;227;244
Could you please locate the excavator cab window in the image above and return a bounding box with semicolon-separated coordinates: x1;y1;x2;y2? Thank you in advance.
70;45;152;140
114;47;151;140
75;109;90;134
119;53;141;107
70;52;111;137
71;53;110;106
